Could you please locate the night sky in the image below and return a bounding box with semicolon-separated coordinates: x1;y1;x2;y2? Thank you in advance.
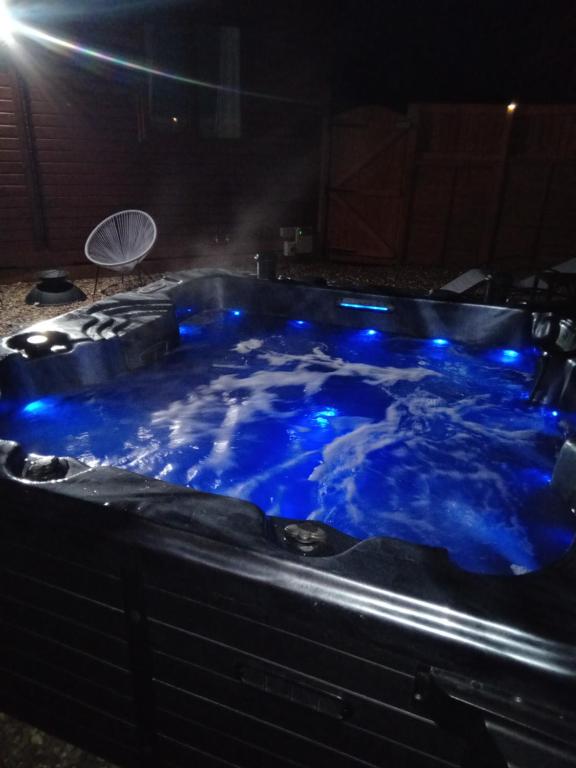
332;0;576;109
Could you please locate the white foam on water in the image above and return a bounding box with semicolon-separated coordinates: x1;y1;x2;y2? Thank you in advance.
234;338;264;354
152;343;439;468
511;564;531;575
10;324;570;573
149;339;541;567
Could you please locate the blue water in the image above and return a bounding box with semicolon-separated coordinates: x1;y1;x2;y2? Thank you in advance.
2;310;576;575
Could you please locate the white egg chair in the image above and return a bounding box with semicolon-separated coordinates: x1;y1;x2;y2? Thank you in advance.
85;210;157;297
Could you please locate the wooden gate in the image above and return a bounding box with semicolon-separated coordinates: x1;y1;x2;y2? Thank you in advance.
325;105;417;263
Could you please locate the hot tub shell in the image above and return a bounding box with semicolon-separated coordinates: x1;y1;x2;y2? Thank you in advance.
1;270;575;768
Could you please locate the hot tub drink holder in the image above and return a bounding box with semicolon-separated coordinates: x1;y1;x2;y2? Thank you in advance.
1;269;576;768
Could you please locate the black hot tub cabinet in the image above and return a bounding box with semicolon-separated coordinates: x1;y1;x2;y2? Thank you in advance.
1;269;576;768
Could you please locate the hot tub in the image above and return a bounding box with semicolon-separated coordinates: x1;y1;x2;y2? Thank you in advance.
1;269;576;768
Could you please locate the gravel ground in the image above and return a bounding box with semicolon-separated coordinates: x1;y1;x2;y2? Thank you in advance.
0;273;164;338
0;256;458;768
0;713;113;768
0;258;458;337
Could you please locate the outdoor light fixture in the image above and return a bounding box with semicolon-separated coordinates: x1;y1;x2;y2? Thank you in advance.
0;0;15;45
27;333;50;347
6;328;73;359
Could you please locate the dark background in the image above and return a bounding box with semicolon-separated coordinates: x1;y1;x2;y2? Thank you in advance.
1;0;575;273
13;0;576;108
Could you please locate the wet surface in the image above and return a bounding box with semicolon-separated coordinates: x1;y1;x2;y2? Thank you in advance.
4;311;574;575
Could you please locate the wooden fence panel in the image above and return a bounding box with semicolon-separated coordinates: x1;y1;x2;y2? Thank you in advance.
327;103;576;272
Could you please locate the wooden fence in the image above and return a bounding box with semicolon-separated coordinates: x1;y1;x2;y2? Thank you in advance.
326;104;576;270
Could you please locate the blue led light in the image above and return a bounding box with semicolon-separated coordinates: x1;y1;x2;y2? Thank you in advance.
520;468;553;486
230;309;242;317
551;410;559;417
312;406;339;427
340;302;391;312
175;306;195;319
315;407;338;418
290;319;309;328
492;348;523;365
431;338;449;346
22;399;52;415
354;328;383;342
179;324;203;339
486;348;527;366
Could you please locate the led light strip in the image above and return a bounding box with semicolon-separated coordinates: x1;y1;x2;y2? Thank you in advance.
339;300;392;313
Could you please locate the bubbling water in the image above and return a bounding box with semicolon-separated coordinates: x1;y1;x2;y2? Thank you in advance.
3;312;575;575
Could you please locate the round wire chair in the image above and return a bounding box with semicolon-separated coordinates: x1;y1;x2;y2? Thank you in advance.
85;210;157;296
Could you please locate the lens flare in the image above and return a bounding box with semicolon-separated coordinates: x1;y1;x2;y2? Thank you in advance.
12;19;318;107
0;0;15;46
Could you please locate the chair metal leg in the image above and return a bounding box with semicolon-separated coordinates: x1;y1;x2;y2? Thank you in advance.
92;267;100;300
140;263;151;279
